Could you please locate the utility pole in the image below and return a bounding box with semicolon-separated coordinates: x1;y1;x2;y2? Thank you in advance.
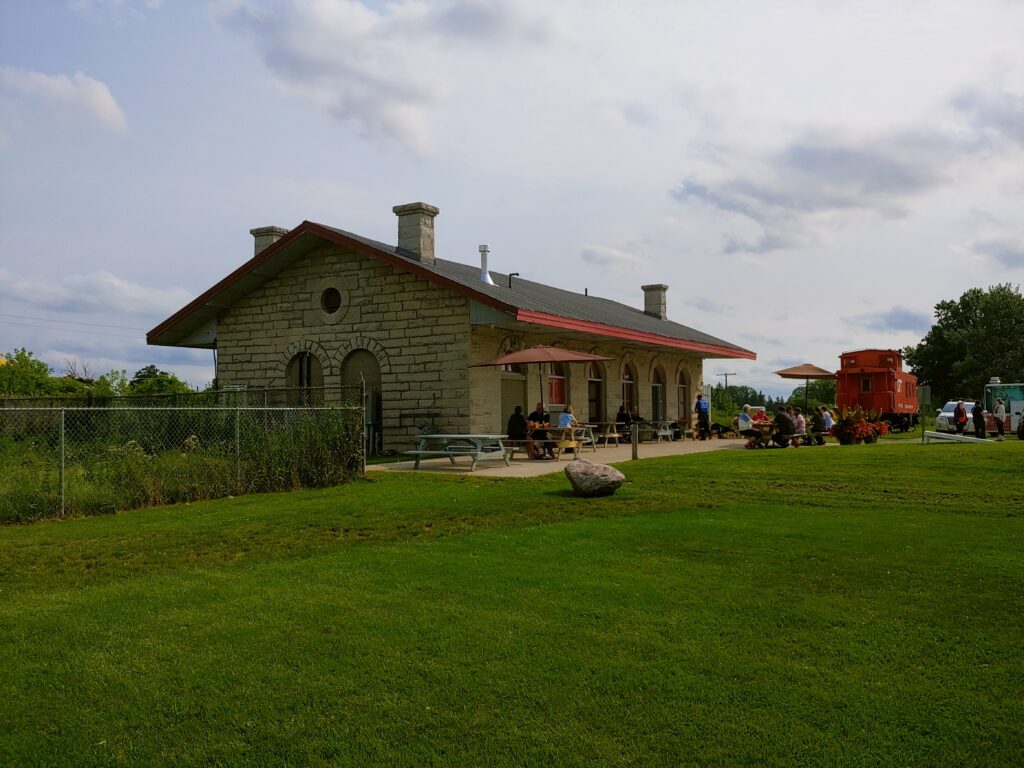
716;372;737;390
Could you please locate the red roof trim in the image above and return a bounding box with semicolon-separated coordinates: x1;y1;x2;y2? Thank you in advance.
516;310;757;359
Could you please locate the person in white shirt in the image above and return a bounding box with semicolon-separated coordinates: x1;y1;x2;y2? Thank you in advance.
993;398;1006;441
822;408;835;431
737;404;762;448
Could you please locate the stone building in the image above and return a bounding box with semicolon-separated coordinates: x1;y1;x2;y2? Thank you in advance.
149;202;755;448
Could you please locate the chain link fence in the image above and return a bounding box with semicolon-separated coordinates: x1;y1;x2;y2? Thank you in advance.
0;386;364;523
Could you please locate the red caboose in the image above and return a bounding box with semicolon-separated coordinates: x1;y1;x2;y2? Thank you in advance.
836;349;919;431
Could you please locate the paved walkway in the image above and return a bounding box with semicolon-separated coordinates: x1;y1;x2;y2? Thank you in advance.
367;437;745;478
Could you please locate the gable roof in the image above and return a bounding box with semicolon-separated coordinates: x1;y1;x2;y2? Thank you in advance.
148;220;755;359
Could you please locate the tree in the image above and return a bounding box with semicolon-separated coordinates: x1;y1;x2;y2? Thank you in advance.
787;379;837;407
93;369;132;397
0;348;55;396
130;365;193;395
905;284;1024;403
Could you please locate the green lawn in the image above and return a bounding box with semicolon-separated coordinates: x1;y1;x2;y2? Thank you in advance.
2;443;1023;766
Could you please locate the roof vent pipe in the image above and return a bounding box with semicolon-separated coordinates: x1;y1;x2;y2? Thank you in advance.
479;245;496;286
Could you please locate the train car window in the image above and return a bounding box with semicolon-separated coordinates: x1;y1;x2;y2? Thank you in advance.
861;377;872;392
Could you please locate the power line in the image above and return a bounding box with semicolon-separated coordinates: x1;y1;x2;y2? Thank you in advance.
0;313;148;331
1;319;143;340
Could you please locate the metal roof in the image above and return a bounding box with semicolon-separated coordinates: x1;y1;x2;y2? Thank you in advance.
148;221;754;359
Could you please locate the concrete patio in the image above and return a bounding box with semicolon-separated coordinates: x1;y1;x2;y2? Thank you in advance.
367;436;745;478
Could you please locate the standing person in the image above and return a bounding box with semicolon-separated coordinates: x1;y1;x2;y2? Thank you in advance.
953;400;968;434
972;400;986;439
993;398;1006;441
695;394;711;440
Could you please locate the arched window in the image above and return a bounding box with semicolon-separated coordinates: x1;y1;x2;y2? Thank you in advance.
548;362;567;407
651;366;666;421
621;363;637;413
285;351;324;405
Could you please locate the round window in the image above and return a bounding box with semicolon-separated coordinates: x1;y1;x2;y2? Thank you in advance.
321;287;342;315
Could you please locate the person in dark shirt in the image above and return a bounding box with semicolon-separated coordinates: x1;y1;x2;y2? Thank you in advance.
972;400;986;439
615;404;630;441
506;406;529;440
771;409;796;447
810;406;826;445
695;394;712;440
527;402;554;458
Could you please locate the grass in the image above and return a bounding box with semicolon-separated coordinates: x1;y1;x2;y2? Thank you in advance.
2;443;1023;766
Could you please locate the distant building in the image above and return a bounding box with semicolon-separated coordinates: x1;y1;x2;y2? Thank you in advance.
149;202;755;448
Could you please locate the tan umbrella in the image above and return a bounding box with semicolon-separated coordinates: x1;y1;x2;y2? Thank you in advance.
774;363;836;410
471;345;610;411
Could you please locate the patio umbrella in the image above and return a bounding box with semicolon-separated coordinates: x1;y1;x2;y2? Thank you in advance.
774;363;836;410
471;345;611;411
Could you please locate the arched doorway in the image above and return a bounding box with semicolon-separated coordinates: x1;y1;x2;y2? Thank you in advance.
587;362;605;423
285;351;324;404
341;349;383;453
677;369;691;428
651;366;666;421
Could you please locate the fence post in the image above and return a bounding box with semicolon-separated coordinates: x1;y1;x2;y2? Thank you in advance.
235;406;241;492
631;419;639;460
59;408;66;516
360;377;367;475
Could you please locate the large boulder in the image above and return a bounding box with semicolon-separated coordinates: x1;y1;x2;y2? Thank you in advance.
564;457;625;497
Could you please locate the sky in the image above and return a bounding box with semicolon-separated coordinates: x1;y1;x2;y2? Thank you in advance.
1;0;1023;396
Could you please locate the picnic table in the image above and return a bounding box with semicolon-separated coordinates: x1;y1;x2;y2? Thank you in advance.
644;419;676;442
588;421;622;446
404;434;510;471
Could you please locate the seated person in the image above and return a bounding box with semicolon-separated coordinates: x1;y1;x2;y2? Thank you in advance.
771;408;796;447
737;404;763;448
822;407;835;432
810;406;826;445
615;404;630;440
558;404;580;429
793;407;807;435
527;402;554;458
628;407;646;441
506;405;535;457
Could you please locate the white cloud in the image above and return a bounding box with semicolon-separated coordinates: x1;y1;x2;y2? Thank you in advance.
579;245;646;271
219;0;555;155
0;67;127;134
0;269;191;317
672;84;1024;256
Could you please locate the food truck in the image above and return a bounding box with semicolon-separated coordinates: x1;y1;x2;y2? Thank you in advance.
983;378;1024;435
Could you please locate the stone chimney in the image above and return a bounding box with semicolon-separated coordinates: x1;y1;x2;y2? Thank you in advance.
642;284;668;320
393;202;440;265
250;226;290;256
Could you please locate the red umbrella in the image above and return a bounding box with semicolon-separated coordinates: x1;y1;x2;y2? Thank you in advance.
774;363;836;410
472;345;611;410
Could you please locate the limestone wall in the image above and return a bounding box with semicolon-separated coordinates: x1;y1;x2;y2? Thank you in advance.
216;243;471;449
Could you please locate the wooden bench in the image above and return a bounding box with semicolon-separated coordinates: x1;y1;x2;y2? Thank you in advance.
788;432;829;446
502;439;536;459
